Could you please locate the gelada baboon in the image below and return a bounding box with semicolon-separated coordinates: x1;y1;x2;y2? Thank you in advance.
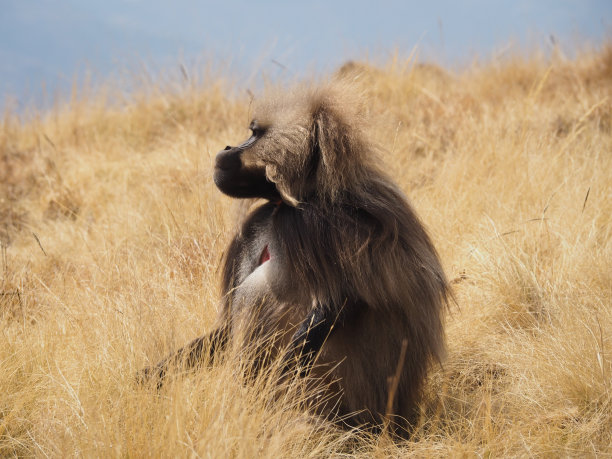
142;81;450;435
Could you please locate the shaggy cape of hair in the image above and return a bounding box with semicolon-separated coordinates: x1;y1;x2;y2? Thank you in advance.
218;81;451;431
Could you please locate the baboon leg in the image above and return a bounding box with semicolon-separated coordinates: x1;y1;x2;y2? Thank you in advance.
282;304;343;377
139;325;228;386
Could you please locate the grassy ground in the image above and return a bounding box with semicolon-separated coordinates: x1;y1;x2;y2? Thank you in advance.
1;45;611;457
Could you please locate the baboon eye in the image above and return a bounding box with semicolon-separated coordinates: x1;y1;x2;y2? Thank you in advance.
249;121;264;137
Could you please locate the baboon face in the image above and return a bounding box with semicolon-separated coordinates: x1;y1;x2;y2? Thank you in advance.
214;120;283;201
215;98;320;206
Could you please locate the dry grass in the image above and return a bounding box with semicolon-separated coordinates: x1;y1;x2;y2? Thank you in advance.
1;44;611;457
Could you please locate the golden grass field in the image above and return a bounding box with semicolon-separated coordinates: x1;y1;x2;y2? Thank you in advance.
1;45;611;457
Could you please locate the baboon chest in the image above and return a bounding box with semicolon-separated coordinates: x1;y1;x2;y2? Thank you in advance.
229;205;311;339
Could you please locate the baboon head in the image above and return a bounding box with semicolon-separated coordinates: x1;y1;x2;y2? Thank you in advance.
214;84;373;207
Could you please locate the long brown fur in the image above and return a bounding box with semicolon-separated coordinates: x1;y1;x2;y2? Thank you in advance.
216;81;451;434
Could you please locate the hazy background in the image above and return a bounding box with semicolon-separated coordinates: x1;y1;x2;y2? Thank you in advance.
1;0;610;112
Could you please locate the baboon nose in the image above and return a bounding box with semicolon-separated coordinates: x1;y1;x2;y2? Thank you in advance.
215;149;241;171
224;146;232;150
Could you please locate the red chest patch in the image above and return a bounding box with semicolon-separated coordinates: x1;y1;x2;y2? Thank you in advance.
258;244;271;265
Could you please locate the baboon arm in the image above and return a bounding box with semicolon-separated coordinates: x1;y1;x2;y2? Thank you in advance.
282;304;340;377
139;325;228;386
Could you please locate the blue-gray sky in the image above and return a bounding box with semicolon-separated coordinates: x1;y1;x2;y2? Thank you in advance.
1;0;610;111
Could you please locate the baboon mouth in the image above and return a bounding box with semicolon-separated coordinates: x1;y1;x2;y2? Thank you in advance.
258;245;271;265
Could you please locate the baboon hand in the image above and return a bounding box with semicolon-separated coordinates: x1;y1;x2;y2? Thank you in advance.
282;304;338;377
136;327;228;388
136;362;167;388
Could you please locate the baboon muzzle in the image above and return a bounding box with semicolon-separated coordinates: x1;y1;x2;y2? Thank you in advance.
215;148;242;171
